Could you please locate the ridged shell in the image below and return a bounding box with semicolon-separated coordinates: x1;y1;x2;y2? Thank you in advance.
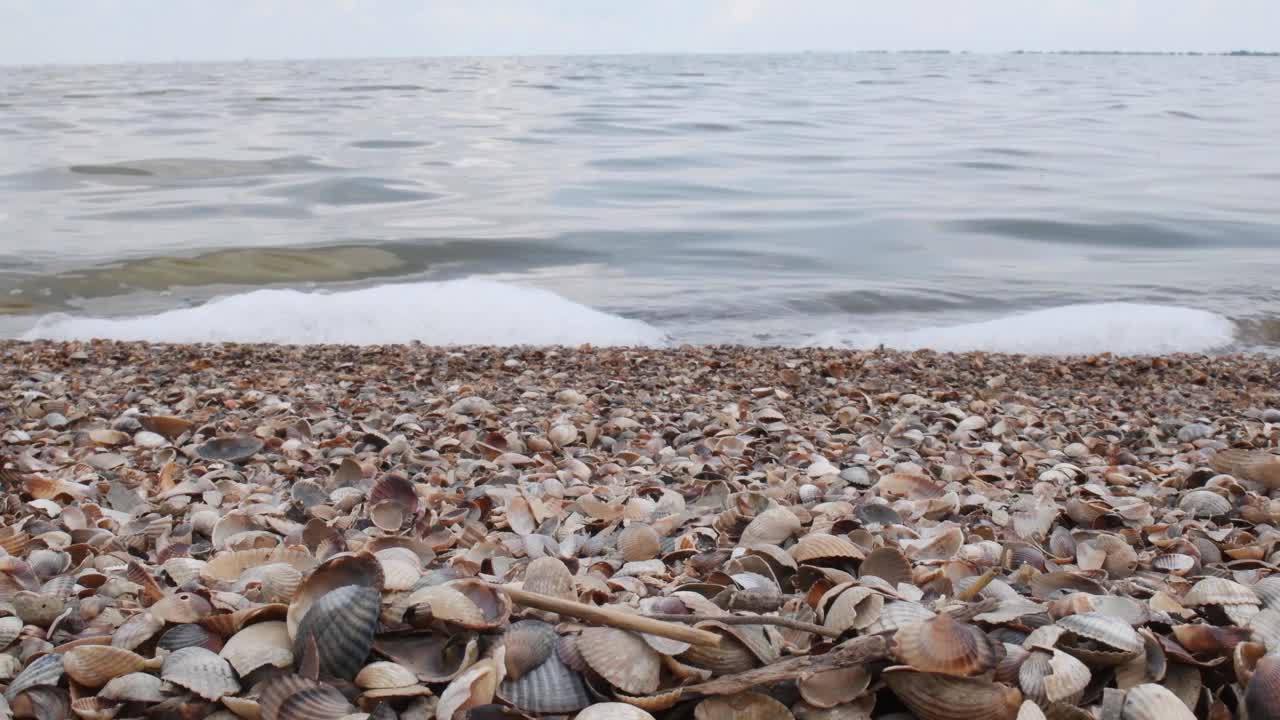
523;556;577;603
355;661;418;689
679;622;776;675
199;603;289;637
883;667;1023;720
1248;608;1280;651
204;547;317;584
4;653;64;701
374;548;422;592
738;507;801;547
240;563;304;603
70;696;116;720
859;547;912;586
575;703;656;720
368;472;419;515
1183;576;1260;606
0;615;23;649
1151;554;1196;575
436;654;503;720
1019;648;1090;704
790;534;864;564
161;646;240;701
112;611;165;651
1177;490;1231;518
1120;683;1196;720
822;585;885;634
893;614;1003;677
1246;655;1280;720
578;628;661;694
221;621;292;676
63;646;149;687
292;584;380;680
619;524;662;562
1056;612;1144;654
278;685;356;720
876;473;945;500
1210;449;1280;489
694;693;795;719
499;649;592;714
158;623;216;652
99;672;169;703
503;619;558;680
287;552;383;640
866;601;936;634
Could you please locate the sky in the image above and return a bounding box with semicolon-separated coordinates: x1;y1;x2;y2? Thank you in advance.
1;0;1276;65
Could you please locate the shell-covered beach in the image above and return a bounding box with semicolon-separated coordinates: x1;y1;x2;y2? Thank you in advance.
3;340;1280;719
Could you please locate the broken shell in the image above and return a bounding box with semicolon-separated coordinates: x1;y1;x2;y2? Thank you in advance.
797;666;871;709
355;661;418;690
436;652;504;720
1019;647;1090;705
160;646;240;701
99;672;170;703
221;620;292;676
578;627;661;694
893;614;1002;677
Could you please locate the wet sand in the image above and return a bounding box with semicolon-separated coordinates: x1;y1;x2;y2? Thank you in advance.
3;340;1280;719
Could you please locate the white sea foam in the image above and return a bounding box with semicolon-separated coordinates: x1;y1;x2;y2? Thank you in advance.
807;303;1236;355
22;279;667;347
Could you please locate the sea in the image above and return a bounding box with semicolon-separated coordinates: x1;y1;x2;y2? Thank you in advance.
2;53;1278;354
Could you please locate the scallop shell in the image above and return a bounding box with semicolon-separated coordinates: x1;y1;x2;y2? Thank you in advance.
0;615;23;649
499;649;593;715
503;619;559;680
1182;576;1260;606
374;548;422;592
821;585;885;634
883;667;1023;720
63;646;150;687
1210;449;1280;489
204;547;317;584
859;547;912;586
1056;612;1143;655
875;473;945;500
139;415;194;440
200;603;289;637
523;556;577;603
679;622;776;675
158;623;217;652
69;696;117;720
292;584;380;680
694;693;795;719
373;632;480;683
619;524;662;562
161;646;240;701
797;666;871;709
278;684;357;720
866;601;936;634
790;534;864;564
1120;683;1196;720
893;614;1003;677
99;672;170;703
112;611;165;651
240;563;304;604
4;653;64;701
195;435;264;463
368;501;405;532
578;627;661;694
1019;647;1090;705
1178;490;1231;518
287;551;383;640
1246;654;1280;720
738;507;801;547
355;661;418;689
575;703;656;720
221;620;293;676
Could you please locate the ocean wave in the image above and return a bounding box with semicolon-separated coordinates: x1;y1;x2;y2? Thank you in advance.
21;280;667;347
807;303;1236;355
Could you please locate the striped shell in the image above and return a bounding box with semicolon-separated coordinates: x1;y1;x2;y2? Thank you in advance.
523;556;578;603
499;650;593;714
1120;683;1196;720
578;628;661;694
161;646;240;701
99;672;169;703
893;614;1003;677
1183;576;1260;606
619;524;662;563
883;667;1023;720
503;619;559;680
790;534;864;564
575;703;656;720
292;584;380;680
694;692;795;719
62;646;149;687
859;547;913;586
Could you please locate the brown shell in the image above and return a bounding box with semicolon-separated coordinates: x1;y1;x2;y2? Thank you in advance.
619;524;662;563
150;591;214;624
575;703;657;720
138;415;195;440
221;620;293;676
62;646;149;687
738;507;802;547
1210;449;1280;489
858;547;912;586
883;667;1022;720
578;627;661;694
694;692;795;720
503;619;559;681
797;666;871;709
893;614;1003;677
355;661;418;689
790;534;864;564
161;646;240;701
821;585;884;634
523;556;578;603
368;472;419;515
204;547;317;584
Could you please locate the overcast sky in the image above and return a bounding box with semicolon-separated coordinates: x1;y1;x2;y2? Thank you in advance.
2;0;1276;65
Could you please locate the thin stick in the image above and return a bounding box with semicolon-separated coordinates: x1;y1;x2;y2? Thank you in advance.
671;634;891;699
956;566;1000;602
642;613;842;639
497;585;722;647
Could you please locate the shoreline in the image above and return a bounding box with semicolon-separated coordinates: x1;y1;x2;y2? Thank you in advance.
3;338;1280;717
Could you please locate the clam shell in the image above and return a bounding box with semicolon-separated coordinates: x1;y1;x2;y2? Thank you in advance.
287;551;383;640
1183;576;1260;606
498;649;592;714
221;620;293;676
790;534;864;564
522;556;577;603
893;614;1003;677
883;667;1023;720
63;646;149;687
694;693;795;719
195;435;264;463
619;524;662;562
292;584;380;680
578;627;661;694
575;703;656;720
161;646;240;701
502;619;558;680
99;672;170;703
1120;683;1196;720
355;661;418;689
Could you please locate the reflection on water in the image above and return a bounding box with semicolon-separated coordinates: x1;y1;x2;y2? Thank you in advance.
0;54;1279;346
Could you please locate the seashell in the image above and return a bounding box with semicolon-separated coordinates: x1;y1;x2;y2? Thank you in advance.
63;646;151;687
575;703;656;720
875;473;945;500
292;584;380;680
1019;647;1090;704
70;696;118;720
150;591;214;624
859;547;912;586
503;619;558;680
161;646;240;701
375;548;422;592
522;556;577;603
437;652;504;720
139;415;194;440
866;600;936;634
1210;449;1280;489
356;661;419;689
1246;654;1280;720
856;502;903;526
157;623;217;653
1120;683;1196;720
368;501;406;532
893;614;1003;677
821;585;884;634
883;667;1023;720
1056;612;1144;665
1028;572;1106;600
1183;576;1260;606
1178;490;1231;518
374;632;480;683
738;506;801;547
1151;553;1196;575
199;603;289;637
204;547;317;584
409;579;511;631
797;666;870;709
369;472;419;515
619;524;662;562
99;672;170;703
221;620;293;676
13;591;66;627
1170;624;1252;657
790;534;864;564
499;649;593;715
195;435;264;463
5;653;64;701
287;551;383;640
0;614;26;649
694;693;795;720
578;627;661;694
